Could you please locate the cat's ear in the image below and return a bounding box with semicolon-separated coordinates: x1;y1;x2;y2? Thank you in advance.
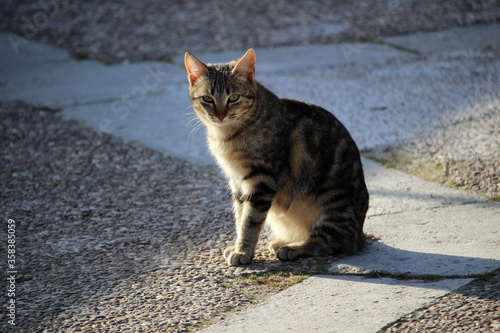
233;49;255;81
185;52;208;86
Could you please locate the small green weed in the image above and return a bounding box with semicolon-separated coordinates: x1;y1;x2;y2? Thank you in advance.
488;194;500;202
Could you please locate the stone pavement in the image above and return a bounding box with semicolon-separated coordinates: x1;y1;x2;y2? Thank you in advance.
1;23;500;332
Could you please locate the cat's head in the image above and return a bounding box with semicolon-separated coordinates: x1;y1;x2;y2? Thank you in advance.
184;49;257;127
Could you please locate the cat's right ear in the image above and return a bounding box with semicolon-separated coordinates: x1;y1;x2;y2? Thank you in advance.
233;48;255;82
185;52;207;86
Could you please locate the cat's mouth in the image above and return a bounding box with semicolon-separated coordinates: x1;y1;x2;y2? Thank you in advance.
210;119;231;127
207;114;237;126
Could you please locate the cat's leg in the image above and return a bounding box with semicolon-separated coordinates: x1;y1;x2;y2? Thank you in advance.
298;209;364;259
278;183;368;261
224;179;276;266
275;212;364;261
275;239;331;261
224;196;249;265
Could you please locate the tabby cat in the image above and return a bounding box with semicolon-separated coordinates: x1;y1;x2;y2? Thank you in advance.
184;49;369;266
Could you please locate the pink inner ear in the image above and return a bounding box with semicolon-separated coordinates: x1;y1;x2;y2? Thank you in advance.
188;73;202;85
185;53;207;85
233;49;255;81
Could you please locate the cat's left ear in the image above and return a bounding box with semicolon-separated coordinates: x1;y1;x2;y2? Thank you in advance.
185;52;208;86
233;49;255;81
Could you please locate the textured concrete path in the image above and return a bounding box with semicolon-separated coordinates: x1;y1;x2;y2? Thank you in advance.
1;22;499;333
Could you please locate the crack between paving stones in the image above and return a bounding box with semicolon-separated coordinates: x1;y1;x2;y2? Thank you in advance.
367;199;487;218
374;39;422;55
59;89;166;109
331;271;495;282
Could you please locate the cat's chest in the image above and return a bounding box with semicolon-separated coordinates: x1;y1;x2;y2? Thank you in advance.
208;138;251;182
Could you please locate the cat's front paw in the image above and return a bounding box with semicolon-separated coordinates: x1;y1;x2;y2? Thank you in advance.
223;245;253;266
276;245;301;261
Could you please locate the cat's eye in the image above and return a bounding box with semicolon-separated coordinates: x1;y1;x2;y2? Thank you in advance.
228;94;240;103
202;95;214;103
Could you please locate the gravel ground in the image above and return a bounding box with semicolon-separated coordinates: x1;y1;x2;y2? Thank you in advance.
379;270;500;333
1;0;500;63
2;0;500;331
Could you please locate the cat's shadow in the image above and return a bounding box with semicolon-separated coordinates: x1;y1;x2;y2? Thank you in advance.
332;239;500;278
235;236;499;294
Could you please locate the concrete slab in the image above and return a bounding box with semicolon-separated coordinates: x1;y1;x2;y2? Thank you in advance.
173;42;415;73
173;22;500;73
332;201;500;276
0;32;70;65
61;91;213;165
257;53;500;152
2;61;160;108
363;158;485;217
383;22;500;55
201;275;472;333
0;33;186;109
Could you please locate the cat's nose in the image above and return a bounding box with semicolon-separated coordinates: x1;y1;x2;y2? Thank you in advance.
214;106;227;121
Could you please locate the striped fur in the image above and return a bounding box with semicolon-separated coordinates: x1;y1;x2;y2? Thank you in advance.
185;49;369;266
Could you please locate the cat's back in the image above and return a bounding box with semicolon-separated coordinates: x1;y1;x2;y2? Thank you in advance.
277;97;366;194
280;98;341;126
279;98;357;152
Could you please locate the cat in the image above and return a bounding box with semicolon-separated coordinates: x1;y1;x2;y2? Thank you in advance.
184;49;369;266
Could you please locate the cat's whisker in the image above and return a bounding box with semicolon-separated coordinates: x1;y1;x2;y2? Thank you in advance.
184;112;196;119
235;114;254;136
186;115;200;127
236;121;251;137
184;110;198;120
186;121;203;145
182;104;195;113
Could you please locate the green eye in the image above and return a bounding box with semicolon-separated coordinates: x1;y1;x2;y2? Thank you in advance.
228;94;240;103
202;95;214;103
